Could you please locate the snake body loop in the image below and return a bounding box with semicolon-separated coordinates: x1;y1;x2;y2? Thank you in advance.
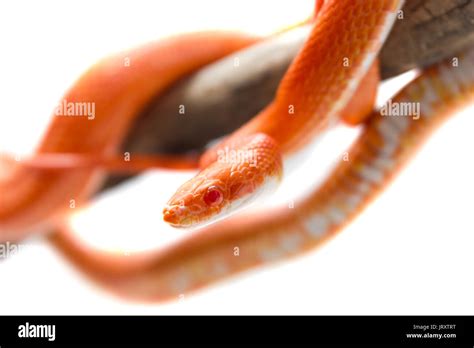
3;0;473;302
0;32;259;240
49;46;474;301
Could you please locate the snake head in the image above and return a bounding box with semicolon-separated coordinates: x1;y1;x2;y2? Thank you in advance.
163;133;282;228
163;170;229;227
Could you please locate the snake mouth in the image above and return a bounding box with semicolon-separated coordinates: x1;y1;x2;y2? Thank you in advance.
163;206;216;228
163;202;224;228
163;204;210;228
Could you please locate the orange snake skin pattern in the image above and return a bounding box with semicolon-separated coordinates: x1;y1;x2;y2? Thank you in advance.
1;0;474;302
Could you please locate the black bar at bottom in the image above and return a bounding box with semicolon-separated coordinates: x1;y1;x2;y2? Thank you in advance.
0;316;473;346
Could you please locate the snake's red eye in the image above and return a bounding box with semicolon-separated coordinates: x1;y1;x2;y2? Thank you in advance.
204;187;223;206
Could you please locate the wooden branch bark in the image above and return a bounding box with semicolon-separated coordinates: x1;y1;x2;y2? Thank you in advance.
101;0;474;191
380;0;474;77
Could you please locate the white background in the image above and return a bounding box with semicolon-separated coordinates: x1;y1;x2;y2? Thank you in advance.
0;0;473;314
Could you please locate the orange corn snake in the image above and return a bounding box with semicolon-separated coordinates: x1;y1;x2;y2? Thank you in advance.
1;0;473;301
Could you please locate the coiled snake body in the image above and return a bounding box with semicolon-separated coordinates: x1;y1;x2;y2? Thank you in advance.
1;0;474;301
